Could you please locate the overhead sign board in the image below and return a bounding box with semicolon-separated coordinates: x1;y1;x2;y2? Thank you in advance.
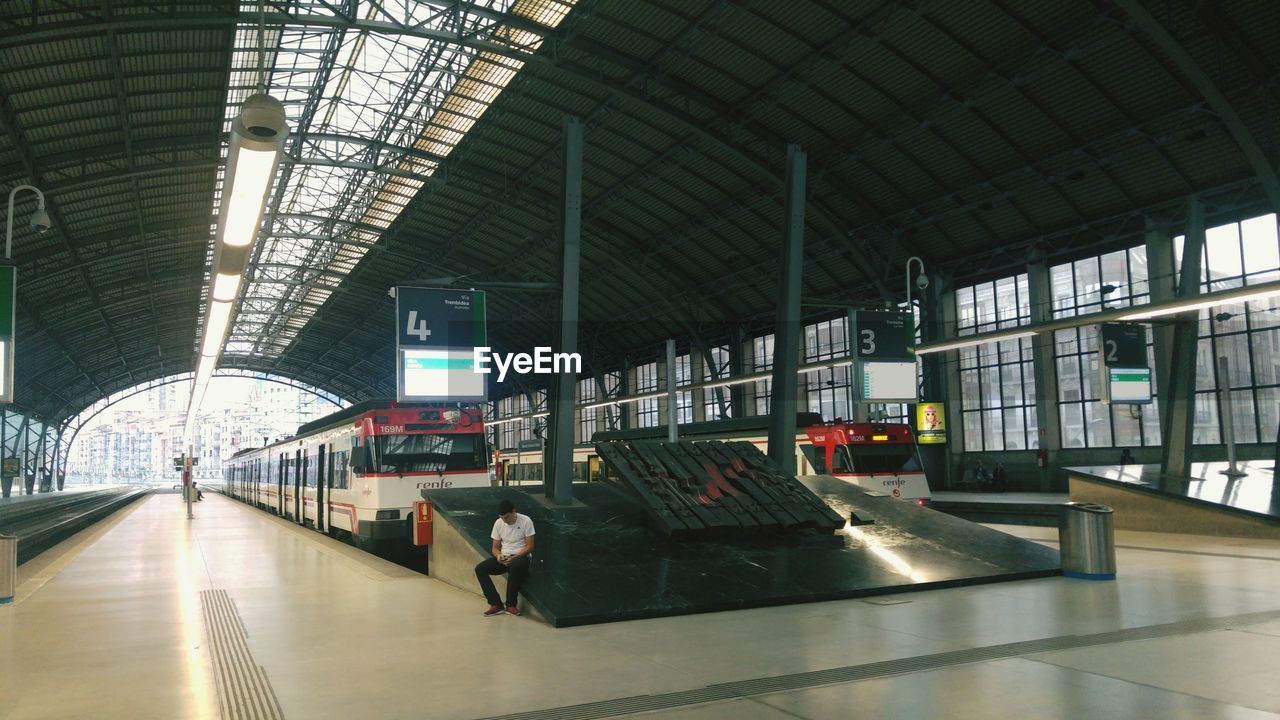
851;310;914;360
0;266;14;404
851;310;917;404
395;287;487;403
858;360;917;403
1099;323;1147;368
1098;323;1151;405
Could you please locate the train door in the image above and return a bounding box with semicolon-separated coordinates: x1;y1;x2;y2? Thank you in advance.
326;445;337;534
294;448;303;524
316;443;326;533
277;452;286;516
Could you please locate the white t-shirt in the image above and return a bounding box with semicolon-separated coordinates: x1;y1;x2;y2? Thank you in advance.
491;513;535;557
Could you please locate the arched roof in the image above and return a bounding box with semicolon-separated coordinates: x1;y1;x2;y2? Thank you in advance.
2;0;1278;425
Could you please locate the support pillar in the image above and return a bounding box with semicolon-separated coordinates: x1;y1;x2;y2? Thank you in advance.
0;409;8;498
1159;198;1205;477
940;277;964;489
767;144;806;475
665;339;678;441
1027;259;1061;491
918;273;951;489
546;115;582;504
35;422;47;492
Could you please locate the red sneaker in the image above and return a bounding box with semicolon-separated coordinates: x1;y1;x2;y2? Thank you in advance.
483;605;503;617
505;606;521;616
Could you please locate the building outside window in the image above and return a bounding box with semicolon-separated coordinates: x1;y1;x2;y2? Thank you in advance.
576;379;597;442
635;361;659;428
702;346;732;420
1052;247;1160;448
1175;213;1280;445
752;334;774;415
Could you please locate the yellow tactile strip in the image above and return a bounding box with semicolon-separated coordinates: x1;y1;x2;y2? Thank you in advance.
201;588;285;720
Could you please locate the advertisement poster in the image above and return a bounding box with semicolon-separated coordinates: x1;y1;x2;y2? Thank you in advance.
917;402;947;444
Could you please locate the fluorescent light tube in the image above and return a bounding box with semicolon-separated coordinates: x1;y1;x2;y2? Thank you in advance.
221;146;278;247
1118;286;1280;320
212;272;242;302
200;301;234;357
916;331;1038;355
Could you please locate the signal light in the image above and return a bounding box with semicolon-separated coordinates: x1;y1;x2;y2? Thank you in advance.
916;499;926;506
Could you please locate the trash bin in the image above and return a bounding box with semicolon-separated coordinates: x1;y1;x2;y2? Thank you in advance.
0;534;16;604
1058;502;1116;580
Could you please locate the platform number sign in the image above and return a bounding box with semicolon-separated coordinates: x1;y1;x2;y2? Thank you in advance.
1099;322;1151;405
850;310;918;403
394;286;488;403
0;266;14;404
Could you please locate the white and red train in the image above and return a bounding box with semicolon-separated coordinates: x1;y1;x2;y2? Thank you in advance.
220;401;490;549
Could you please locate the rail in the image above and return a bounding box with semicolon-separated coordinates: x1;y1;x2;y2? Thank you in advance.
0;487;149;564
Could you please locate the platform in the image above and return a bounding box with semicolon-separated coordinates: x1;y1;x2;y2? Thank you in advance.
6;492;1280;719
425;476;1061;627
930;491;1069;526
1067;462;1280;539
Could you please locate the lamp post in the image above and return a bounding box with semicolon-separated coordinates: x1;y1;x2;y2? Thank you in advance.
905;256;927;310
1;185;45;406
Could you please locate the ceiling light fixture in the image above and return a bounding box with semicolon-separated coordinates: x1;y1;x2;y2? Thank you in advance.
185;94;289;440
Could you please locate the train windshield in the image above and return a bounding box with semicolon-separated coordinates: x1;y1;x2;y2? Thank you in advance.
833;444;920;474
372;433;487;473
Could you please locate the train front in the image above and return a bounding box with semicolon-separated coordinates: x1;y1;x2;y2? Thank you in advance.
352;405;490;542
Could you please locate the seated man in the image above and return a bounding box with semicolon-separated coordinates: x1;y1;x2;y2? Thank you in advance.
474;499;535;617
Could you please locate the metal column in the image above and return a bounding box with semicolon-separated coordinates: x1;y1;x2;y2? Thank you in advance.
666;339;678;442
1160;198;1205;477
918;274;951;488
0;410;7;498
1027;259;1061;490
766;144;806;475
547;115;582;504
34;422;46;492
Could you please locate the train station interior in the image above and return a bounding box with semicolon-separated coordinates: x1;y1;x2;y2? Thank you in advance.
2;1;1280;719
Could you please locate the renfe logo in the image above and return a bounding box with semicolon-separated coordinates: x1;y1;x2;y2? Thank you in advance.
417;479;455;489
473;347;582;382
882;478;907;487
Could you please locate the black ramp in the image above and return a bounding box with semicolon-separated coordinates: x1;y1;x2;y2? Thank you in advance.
427;479;1060;628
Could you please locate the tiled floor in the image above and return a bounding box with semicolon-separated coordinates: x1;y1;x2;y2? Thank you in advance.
3;495;1280;719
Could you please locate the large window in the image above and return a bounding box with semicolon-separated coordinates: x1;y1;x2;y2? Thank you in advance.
675;353;694;424
1052;248;1161;448
752;334;774;415
804;318;851;423
576;379;597;443
1176;214;1280;445
702;346;732;420
634;361;659;428
956;274;1038;451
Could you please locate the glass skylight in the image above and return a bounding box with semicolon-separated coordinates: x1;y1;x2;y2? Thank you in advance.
207;0;576;360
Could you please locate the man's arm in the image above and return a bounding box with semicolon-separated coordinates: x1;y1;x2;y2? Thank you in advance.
491;538;503;559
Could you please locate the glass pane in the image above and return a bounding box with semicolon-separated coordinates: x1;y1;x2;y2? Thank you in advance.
1204;222;1243;287
1257;387;1278;448
1129;245;1150;301
1252;328;1280;385
1227;389;1257;444
1112;404;1142;447
1193;392;1220;444
983;366;1001;407
1001;363;1022;406
1057;355;1081;402
961;369;980;409
1214;332;1252;389
964;411;984;452
1142;397;1161;446
1195;339;1217;391
983;409;1004;451
1060;403;1085;448
1084;401;1113;447
1003;409;1025;450
1250;296;1280;331
1240;214;1280;276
